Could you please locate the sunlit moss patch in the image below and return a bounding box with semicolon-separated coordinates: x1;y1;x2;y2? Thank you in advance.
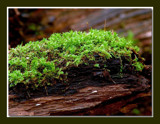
9;29;144;89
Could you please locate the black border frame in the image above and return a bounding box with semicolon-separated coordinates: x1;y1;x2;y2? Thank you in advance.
1;0;159;123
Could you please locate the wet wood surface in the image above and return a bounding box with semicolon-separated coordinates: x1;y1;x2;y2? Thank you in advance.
9;83;150;116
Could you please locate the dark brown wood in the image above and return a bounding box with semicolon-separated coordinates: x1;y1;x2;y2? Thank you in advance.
9;82;150;116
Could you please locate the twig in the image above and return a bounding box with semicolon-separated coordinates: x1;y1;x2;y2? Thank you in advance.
27;91;31;98
45;86;48;96
14;8;20;16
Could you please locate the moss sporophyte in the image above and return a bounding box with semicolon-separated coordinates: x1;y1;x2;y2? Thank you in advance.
9;29;144;90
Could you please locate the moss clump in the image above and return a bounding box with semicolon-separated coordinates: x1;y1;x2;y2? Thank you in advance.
9;29;144;89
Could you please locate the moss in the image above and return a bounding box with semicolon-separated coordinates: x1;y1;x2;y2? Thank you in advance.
94;64;100;68
9;29;144;89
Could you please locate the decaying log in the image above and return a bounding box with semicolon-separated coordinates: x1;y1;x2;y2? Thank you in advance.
9;60;152;116
9;82;150;116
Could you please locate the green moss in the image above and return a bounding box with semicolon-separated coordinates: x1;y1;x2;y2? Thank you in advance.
9;29;144;89
132;108;141;115
132;55;144;71
94;64;100;68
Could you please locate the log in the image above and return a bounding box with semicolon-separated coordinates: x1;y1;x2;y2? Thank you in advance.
9;82;150;116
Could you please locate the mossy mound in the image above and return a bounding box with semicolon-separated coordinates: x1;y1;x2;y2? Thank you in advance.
9;29;144;92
